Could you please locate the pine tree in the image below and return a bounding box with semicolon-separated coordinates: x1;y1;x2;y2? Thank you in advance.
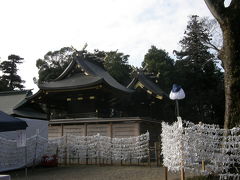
142;45;174;92
0;54;25;90
174;15;215;72
174;15;224;125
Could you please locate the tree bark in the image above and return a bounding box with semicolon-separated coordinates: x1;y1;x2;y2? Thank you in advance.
222;22;240;129
204;0;240;128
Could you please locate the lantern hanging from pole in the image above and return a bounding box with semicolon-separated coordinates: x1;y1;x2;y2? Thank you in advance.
169;84;185;100
169;84;185;117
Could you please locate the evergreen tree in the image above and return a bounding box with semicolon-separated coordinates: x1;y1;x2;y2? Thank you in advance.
36;47;132;86
102;50;132;86
174;15;214;71
142;45;175;92
36;47;75;83
174;15;224;125
0;78;10;91
0;54;25;90
136;46;176;121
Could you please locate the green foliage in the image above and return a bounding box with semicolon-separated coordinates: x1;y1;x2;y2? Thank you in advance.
142;45;175;92
36;47;75;83
136;46;176;121
174;15;214;71
0;54;25;90
139;16;224;124
36;47;132;86
174;15;224;125
103;50;132;86
0;78;10;91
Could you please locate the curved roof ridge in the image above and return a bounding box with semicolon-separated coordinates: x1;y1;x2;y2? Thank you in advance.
38;73;103;90
127;77;138;89
76;56;134;93
138;72;167;97
127;71;168;97
54;59;76;81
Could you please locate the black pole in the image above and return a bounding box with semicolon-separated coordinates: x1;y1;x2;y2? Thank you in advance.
176;100;179;117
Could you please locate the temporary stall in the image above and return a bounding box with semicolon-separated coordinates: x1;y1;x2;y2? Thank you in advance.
0;110;28;132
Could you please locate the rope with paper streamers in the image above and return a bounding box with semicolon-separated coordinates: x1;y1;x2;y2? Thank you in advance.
48;132;150;161
0;134;47;172
161;120;240;179
0;132;149;172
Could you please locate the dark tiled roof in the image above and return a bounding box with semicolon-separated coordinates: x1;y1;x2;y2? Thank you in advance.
76;56;133;93
12;91;47;120
38;54;133;93
127;71;167;97
13;108;47;120
39;73;102;90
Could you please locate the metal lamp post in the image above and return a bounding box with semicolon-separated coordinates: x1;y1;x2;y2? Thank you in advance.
169;84;186;180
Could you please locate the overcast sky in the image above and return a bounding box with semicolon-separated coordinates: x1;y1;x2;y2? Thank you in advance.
0;0;215;91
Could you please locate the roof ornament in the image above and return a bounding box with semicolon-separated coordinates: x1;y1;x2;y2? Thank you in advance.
103;53;108;62
142;63;148;71
82;43;88;51
70;43;88;57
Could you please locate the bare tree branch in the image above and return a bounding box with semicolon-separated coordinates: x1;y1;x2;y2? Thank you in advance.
205;41;221;52
204;0;225;24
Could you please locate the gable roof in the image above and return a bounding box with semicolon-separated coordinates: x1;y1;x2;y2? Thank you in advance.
0;90;31;114
127;71;167;99
12;91;47;120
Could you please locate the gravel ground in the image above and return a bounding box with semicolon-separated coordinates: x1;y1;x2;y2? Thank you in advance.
6;165;182;180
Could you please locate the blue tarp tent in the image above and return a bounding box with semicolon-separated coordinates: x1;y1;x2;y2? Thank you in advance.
0;111;28;132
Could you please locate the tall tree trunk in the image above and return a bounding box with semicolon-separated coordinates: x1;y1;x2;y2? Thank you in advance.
204;0;240;128
222;23;240;129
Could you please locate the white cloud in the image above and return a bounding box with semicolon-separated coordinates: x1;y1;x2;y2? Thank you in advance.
0;0;214;91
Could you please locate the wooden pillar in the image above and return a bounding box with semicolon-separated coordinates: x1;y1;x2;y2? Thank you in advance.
202;160;205;171
180;161;185;180
164;167;168;180
155;142;159;166
181;167;185;180
109;122;113;165
85;123;88;165
130;153;132;165
64;135;68;165
56;147;59;164
148;148;151;167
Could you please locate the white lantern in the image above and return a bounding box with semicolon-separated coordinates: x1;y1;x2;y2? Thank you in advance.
169;84;185;100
